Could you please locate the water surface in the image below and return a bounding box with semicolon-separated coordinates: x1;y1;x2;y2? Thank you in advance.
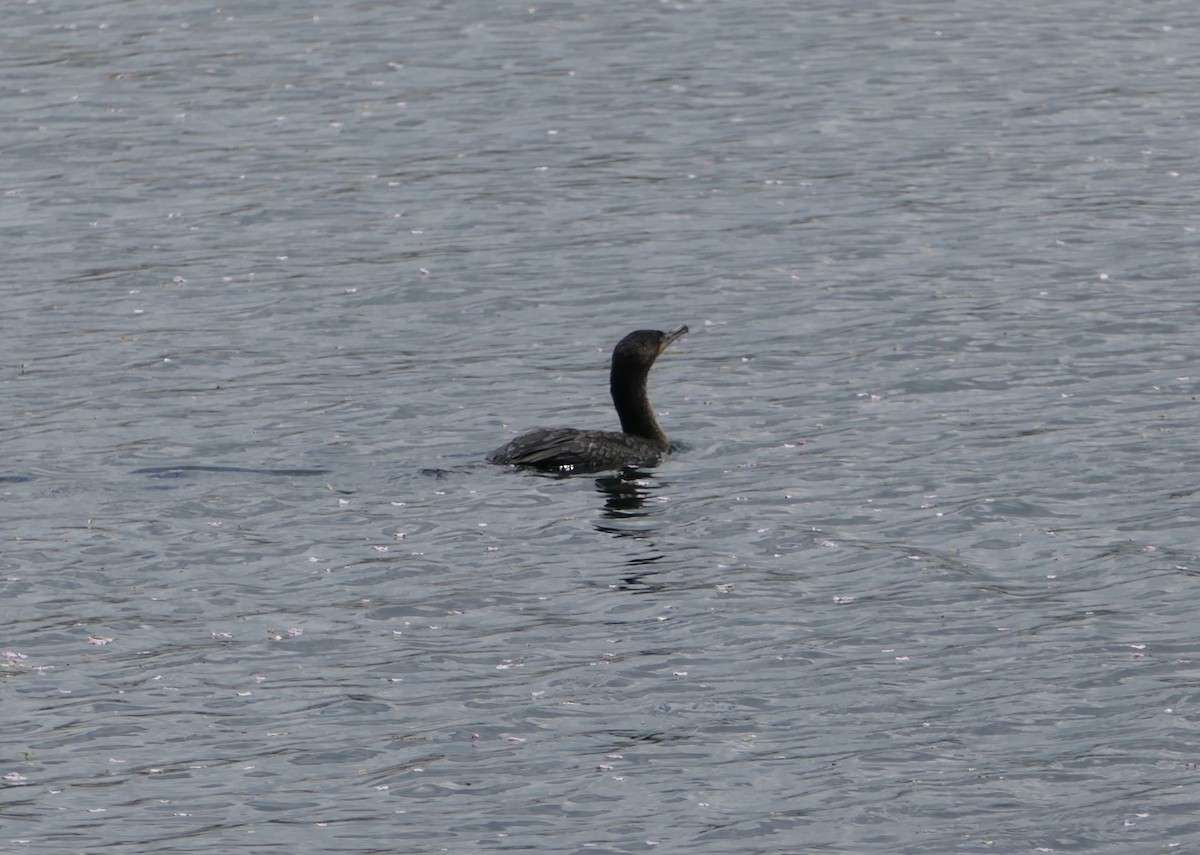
4;1;1199;852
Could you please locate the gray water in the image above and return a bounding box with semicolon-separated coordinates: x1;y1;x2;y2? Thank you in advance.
4;1;1199;852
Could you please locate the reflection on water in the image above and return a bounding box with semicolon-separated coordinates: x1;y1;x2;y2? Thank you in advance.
594;468;657;516
593;468;673;525
593;469;673;592
610;554;669;594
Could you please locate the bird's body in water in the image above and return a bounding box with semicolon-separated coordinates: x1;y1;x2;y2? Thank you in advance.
488;325;688;472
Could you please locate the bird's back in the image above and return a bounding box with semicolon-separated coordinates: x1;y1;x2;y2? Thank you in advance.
487;427;668;472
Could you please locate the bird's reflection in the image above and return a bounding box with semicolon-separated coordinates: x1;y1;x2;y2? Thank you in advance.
592;468;672;592
611;554;667;594
593;467;665;521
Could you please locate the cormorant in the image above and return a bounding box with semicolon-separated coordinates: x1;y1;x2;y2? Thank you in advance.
488;325;688;472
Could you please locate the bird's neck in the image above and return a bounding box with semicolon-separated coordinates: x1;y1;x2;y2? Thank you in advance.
611;373;666;444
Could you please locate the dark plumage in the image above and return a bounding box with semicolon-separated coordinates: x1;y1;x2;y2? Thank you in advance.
488;326;688;472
